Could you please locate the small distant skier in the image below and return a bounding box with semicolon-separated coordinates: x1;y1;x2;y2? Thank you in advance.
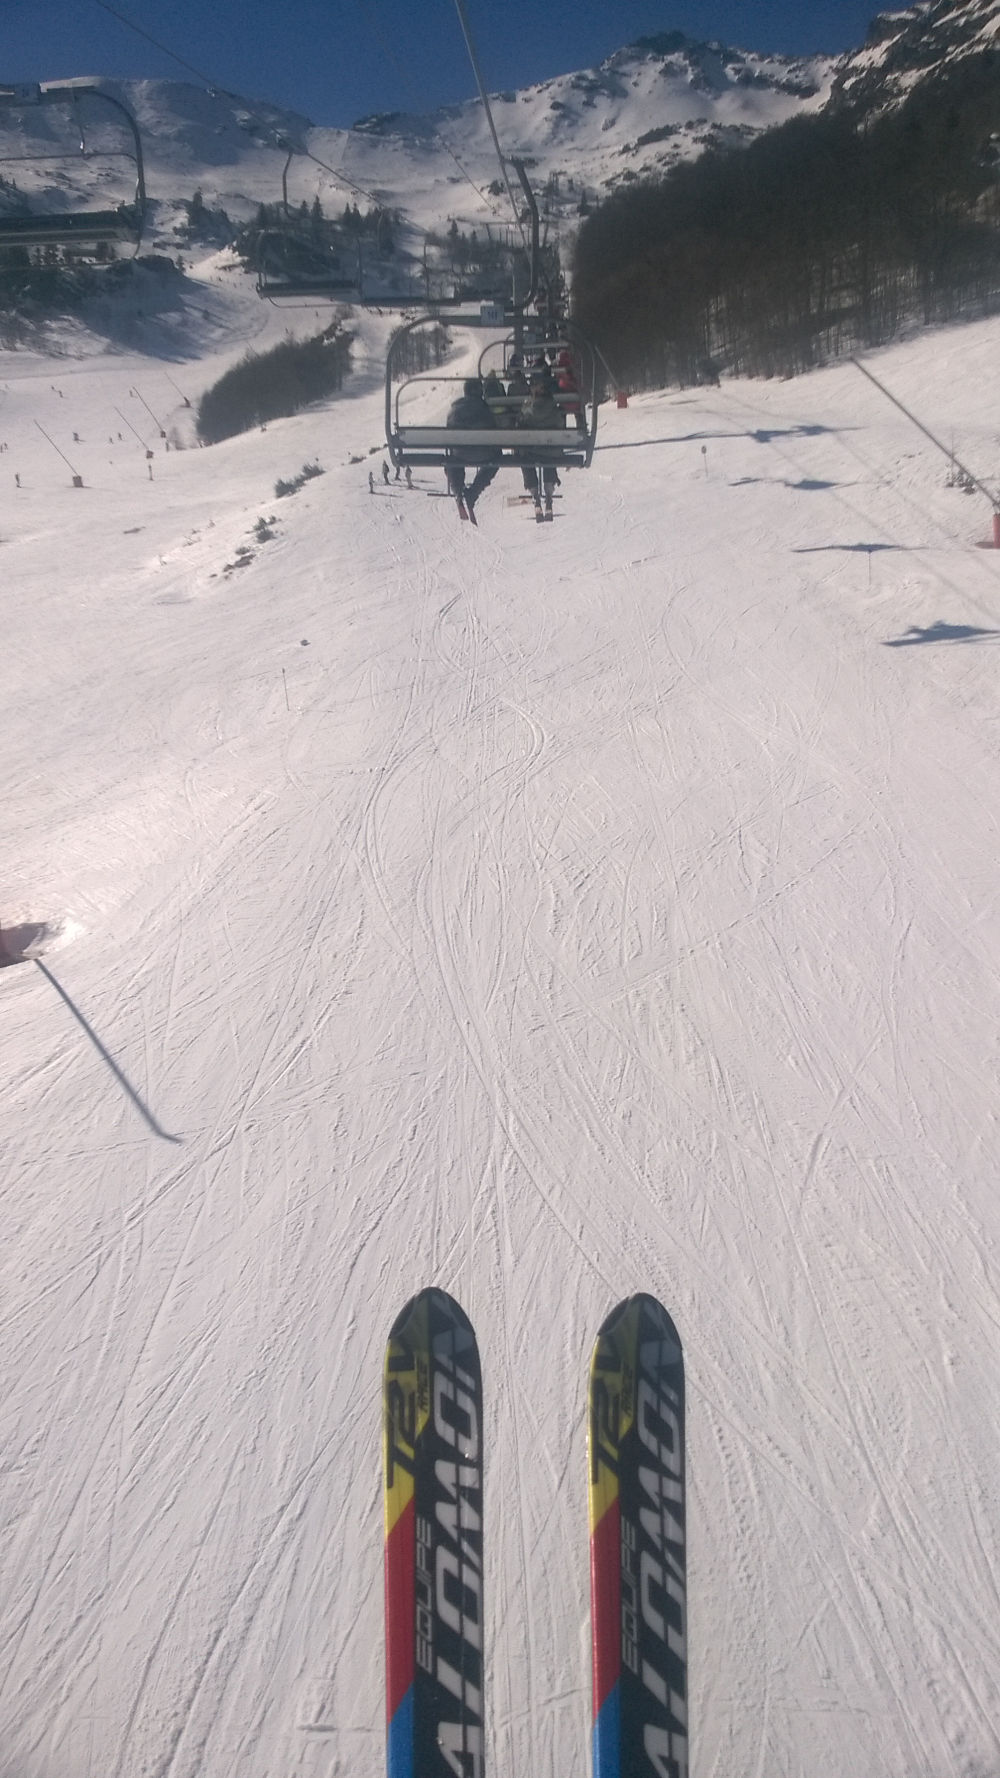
368;470;375;494
405;466;413;489
445;378;499;523
382;461;390;485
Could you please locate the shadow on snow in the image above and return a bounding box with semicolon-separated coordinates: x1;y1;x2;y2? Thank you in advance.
596;422;857;454
883;620;1000;646
793;542;905;554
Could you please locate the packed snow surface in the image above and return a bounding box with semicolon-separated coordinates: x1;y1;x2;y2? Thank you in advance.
3;288;1000;1778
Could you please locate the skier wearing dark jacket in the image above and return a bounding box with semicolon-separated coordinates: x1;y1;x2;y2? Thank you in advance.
517;380;565;518
445;378;500;513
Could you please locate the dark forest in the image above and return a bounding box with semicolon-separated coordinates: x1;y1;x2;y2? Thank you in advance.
572;53;1000;389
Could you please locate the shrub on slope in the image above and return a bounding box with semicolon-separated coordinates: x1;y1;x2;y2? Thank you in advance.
197;322;353;444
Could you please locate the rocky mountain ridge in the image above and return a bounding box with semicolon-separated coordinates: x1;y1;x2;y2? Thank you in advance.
2;3;998;260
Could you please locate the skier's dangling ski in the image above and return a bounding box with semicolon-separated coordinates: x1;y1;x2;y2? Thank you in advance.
589;1295;687;1778
381;1290;685;1778
384;1290;484;1778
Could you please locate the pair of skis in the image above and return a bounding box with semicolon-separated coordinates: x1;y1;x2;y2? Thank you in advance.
383;1291;687;1778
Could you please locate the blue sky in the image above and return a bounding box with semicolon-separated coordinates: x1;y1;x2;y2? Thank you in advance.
6;2;881;126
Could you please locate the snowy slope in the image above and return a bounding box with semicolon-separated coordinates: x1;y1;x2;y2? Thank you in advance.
4;268;1000;1778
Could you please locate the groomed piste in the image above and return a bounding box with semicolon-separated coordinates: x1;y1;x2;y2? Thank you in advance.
3;160;1000;1778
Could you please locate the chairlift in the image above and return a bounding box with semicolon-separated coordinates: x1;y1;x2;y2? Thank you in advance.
0;82;146;251
383;156;598;473
253;148;365;300
254;149;514;308
384;310;599;474
255;226;362;301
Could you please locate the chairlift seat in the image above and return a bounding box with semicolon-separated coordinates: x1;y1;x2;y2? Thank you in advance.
0;208;140;246
393;425;592;469
256;276;362;300
399;427;578;449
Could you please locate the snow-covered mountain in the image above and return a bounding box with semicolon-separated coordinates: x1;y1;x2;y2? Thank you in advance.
348;34;835;197
4;1;999;262
0;30;843;267
0;45;833;263
831;0;1000;114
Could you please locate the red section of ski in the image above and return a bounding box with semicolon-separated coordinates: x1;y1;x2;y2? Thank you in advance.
384;1494;416;1723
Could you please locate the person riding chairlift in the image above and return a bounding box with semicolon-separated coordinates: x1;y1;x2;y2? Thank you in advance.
444;377;499;514
555;352;585;432
517;375;564;519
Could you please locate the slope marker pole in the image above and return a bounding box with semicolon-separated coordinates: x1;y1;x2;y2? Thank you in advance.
851;355;1000;540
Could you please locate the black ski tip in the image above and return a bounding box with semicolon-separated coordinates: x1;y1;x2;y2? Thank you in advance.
596;1292;683;1353
387;1286;475;1342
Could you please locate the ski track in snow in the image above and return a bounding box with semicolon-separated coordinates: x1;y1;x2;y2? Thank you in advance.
3;305;1000;1778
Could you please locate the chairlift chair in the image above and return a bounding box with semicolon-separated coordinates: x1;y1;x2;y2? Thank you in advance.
0;82;146;251
255;227;362;301
385;311;599;473
253;147;366;301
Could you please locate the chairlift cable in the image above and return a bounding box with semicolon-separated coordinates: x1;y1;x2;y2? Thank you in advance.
87;0;518;287
295;148;381;209
89;0;381;206
90;0;224;92
360;0;499;215
451;0;528;249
